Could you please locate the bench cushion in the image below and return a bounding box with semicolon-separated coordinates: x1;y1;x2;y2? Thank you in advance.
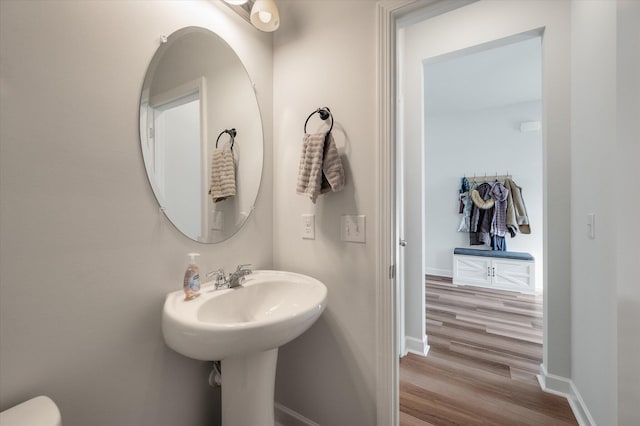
454;247;534;261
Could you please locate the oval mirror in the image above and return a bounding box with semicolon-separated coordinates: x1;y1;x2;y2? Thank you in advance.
139;27;263;243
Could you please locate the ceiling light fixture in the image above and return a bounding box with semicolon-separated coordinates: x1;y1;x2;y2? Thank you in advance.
250;0;280;32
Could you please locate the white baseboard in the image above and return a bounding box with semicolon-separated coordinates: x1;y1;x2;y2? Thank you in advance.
567;381;597;426
425;267;452;277
537;363;571;395
405;335;430;357
274;402;319;426
537;364;596;426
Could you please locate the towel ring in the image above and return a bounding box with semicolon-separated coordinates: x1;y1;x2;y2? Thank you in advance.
304;107;333;134
216;128;236;149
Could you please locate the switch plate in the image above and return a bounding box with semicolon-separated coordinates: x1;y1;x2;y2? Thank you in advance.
341;215;366;243
302;214;315;240
587;213;596;239
211;211;223;230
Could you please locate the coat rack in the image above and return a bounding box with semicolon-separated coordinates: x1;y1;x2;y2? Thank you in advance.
466;172;512;183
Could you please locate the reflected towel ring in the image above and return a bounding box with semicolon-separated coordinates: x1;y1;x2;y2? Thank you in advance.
216;128;236;149
304;107;333;134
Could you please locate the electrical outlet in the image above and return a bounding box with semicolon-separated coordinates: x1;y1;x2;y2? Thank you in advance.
341;215;366;243
302;214;315;240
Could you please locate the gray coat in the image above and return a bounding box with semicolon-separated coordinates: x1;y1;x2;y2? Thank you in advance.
504;178;531;236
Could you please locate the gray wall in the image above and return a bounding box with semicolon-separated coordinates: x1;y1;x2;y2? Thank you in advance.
272;1;378;424
570;2;617;423
571;1;640;425
0;2;273;425
616;3;640;424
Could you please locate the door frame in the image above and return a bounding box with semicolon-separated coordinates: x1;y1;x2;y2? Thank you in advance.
375;1;476;424
148;77;208;240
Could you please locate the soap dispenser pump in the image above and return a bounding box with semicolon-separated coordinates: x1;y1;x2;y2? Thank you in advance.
183;253;201;301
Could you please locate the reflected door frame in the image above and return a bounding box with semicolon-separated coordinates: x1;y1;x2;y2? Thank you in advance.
147;77;208;240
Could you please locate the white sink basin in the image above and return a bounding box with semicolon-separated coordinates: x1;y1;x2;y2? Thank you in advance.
162;270;327;361
161;270;327;426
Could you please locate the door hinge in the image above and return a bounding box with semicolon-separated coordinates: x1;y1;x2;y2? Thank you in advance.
389;264;396;279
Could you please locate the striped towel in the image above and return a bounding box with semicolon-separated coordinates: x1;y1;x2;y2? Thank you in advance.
209;147;236;203
296;132;345;203
296;133;326;202
320;132;345;195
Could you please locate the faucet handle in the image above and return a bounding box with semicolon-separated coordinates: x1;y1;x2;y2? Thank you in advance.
236;264;252;272
205;269;221;279
209;268;227;286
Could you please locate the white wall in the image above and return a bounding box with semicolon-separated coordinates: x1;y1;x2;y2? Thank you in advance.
272;1;378;424
424;101;543;285
0;2;273;425
616;3;640;424
400;0;572;380
570;1;640;425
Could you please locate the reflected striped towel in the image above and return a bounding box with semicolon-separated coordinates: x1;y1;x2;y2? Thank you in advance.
209;147;236;203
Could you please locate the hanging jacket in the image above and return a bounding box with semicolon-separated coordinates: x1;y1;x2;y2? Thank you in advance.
470;183;493;246
504;178;531;236
457;182;477;232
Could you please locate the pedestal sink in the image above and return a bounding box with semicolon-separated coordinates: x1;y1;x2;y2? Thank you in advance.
162;270;327;426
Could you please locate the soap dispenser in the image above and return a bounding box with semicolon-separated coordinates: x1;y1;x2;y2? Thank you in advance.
183;253;201;301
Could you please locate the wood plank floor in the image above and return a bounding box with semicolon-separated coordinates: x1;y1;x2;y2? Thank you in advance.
399;275;577;426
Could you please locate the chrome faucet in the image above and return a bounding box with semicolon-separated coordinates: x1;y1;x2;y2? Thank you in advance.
206;264;252;290
228;264;252;288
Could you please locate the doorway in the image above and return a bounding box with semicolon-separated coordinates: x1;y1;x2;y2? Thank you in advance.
378;0;575;425
152;94;202;238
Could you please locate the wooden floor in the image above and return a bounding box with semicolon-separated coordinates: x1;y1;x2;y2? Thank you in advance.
399;275;577;426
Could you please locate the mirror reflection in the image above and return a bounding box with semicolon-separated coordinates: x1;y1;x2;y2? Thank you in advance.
140;27;263;243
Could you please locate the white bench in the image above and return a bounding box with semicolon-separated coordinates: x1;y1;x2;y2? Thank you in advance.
452;248;535;293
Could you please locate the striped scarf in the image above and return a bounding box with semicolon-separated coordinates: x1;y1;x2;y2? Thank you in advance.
490;182;509;237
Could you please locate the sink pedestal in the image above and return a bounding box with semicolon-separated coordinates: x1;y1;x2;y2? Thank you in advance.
221;348;278;426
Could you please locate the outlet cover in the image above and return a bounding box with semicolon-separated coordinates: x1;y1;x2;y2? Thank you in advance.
302;214;315;240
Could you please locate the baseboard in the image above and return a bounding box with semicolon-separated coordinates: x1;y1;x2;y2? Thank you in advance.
537;364;596;426
274;402;320;426
537;363;571;395
405;335;430;357
567;381;597;426
425;267;452;277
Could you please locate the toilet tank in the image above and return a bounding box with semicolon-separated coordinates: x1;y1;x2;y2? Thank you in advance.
0;396;62;426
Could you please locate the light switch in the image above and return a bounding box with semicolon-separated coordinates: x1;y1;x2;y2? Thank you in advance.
587;213;596;239
302;214;315;240
211;211;223;230
341;215;366;243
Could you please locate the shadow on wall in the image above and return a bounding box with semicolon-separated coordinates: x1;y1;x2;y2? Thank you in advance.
275;312;374;425
317;122;357;241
